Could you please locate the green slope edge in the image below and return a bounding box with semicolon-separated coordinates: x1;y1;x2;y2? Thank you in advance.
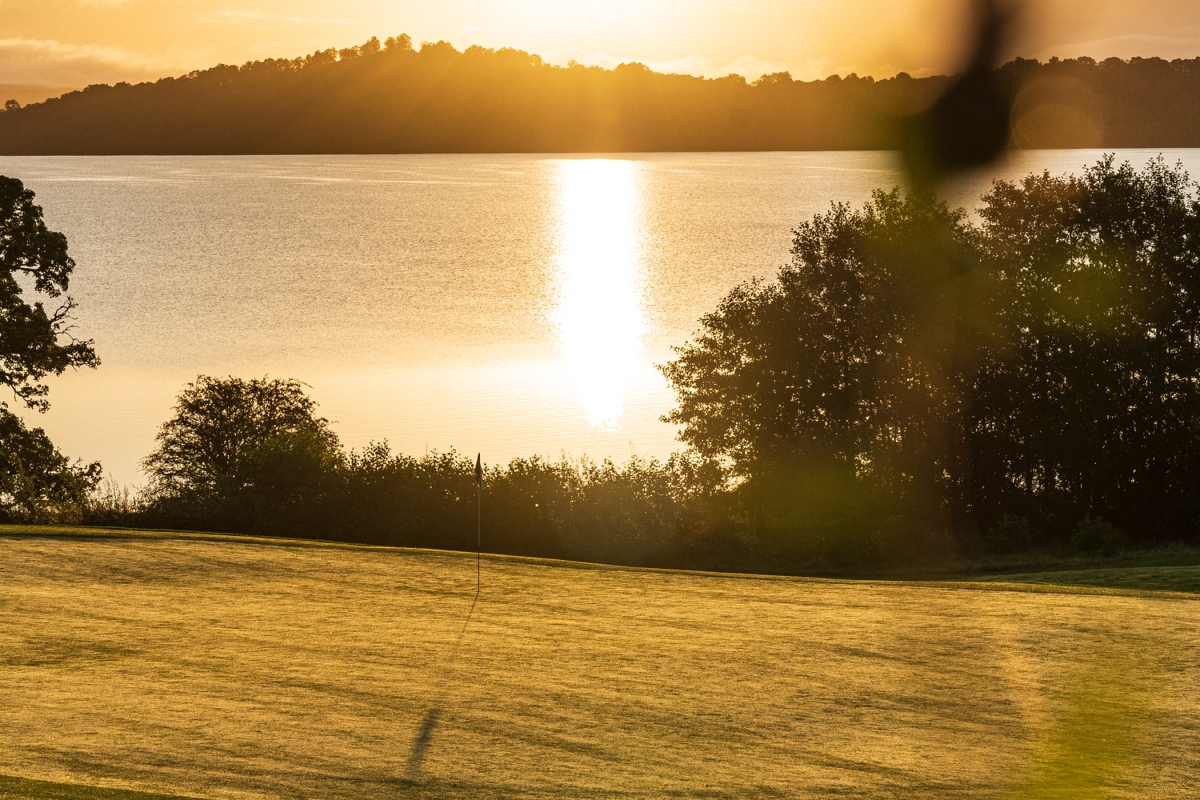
0;775;202;800
2;523;1198;598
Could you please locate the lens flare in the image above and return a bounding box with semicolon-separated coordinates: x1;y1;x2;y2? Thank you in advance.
553;159;645;430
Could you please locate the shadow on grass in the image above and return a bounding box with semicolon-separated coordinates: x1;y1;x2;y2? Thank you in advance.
405;582;482;782
0;775;202;800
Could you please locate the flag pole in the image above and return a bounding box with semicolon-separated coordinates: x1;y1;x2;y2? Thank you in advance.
475;453;482;596
476;478;480;595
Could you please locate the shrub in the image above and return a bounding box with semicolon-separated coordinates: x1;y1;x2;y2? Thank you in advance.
983;515;1033;554
1071;517;1129;555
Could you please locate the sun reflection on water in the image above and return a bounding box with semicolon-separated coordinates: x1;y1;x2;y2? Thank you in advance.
553;159;646;430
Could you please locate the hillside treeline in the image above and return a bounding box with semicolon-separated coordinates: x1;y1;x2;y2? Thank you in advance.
70;157;1200;572
2;36;1200;154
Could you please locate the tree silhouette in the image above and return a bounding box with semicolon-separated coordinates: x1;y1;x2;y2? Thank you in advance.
3;42;1200;155
662;157;1200;550
142;376;340;506
971;156;1200;543
0;176;100;521
0;176;98;410
0;410;100;522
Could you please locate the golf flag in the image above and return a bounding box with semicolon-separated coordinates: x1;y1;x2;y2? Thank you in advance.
475;453;483;488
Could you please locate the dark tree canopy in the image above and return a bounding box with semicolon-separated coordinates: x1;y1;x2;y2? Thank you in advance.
0;176;98;411
0;176;100;521
0;411;100;522
4;43;1200;154
972;156;1200;540
143;375;341;502
663;156;1200;547
663;189;982;478
136;375;689;562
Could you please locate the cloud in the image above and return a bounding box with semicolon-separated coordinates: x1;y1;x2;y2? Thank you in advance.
1040;34;1200;61
0;38;190;86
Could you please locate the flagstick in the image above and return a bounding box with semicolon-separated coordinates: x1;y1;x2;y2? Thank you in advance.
408;454;483;779
476;476;481;596
475;453;482;597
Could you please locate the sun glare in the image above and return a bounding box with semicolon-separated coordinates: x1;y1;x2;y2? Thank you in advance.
553;159;646;430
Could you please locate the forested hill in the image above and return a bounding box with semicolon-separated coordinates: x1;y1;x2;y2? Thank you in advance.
2;35;1200;155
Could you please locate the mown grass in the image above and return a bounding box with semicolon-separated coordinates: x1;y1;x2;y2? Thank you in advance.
952;546;1200;594
0;775;199;800
1;525;1198;799
973;563;1200;595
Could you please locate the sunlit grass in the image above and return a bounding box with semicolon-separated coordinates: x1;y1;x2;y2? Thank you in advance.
1;526;1197;799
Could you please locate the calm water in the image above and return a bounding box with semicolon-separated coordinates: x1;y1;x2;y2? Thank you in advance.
3;150;1197;486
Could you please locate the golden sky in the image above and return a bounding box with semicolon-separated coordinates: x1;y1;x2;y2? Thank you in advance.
3;0;1200;88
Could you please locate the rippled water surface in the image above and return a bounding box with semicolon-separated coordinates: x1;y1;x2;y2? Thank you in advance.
3;150;1196;485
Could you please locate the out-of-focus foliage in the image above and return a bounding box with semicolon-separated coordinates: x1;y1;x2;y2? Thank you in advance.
4;39;1200;154
663;156;1200;558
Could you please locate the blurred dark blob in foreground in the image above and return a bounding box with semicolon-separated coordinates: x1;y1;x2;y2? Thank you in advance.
903;0;1020;186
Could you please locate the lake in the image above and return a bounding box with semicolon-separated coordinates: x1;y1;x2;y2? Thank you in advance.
2;149;1196;487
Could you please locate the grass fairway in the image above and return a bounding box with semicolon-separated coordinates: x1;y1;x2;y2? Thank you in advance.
0;774;199;800
1;527;1198;799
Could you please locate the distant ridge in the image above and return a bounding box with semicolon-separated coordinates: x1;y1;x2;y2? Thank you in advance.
1;35;1199;155
0;84;81;108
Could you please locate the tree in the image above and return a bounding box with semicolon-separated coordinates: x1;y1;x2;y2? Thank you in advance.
662;157;1200;552
971;156;1200;542
234;425;345;537
662;188;988;563
142;376;341;505
0;412;100;522
1;176;98;410
661;189;986;546
0;176;100;520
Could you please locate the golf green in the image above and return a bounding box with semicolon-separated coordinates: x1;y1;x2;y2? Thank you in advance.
2;528;1197;798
